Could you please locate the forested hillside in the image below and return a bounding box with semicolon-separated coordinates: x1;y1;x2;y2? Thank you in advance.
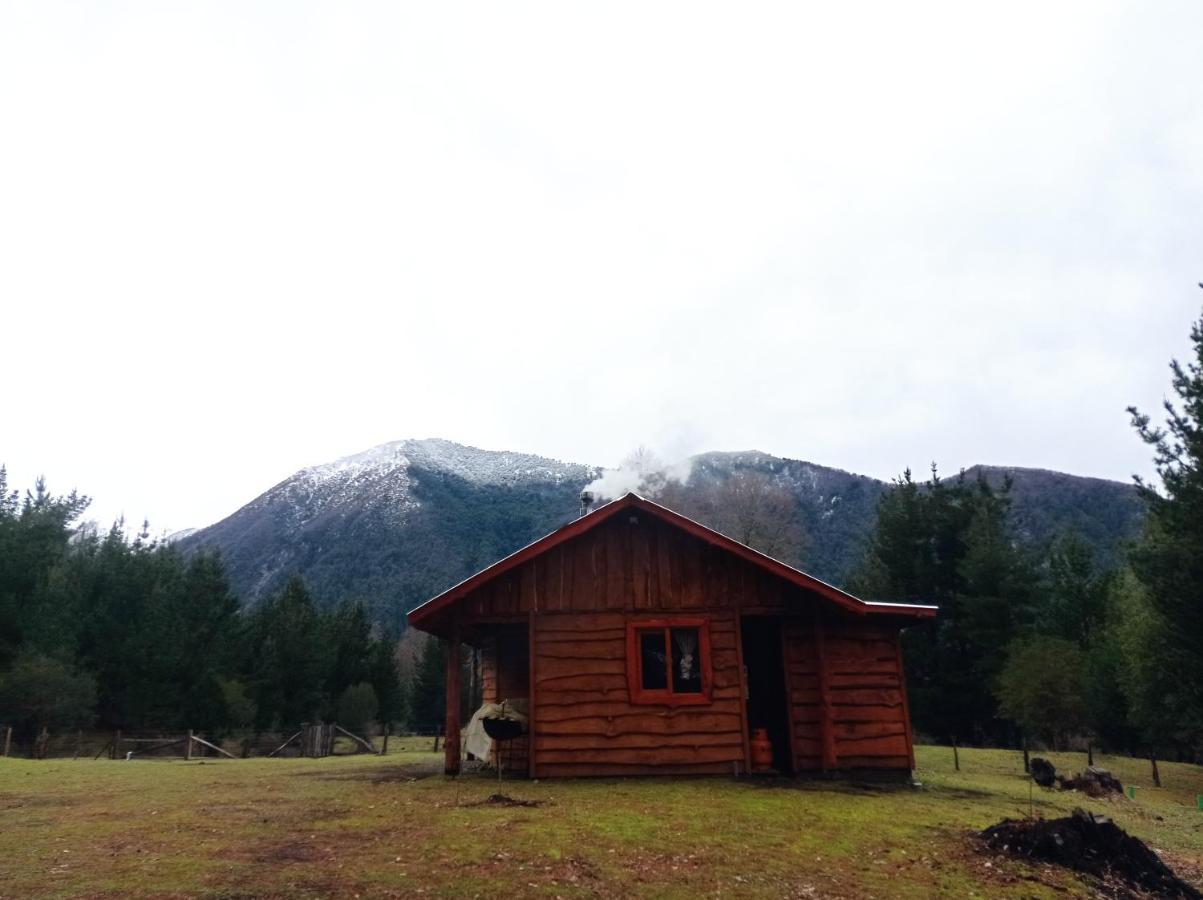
180;441;1145;627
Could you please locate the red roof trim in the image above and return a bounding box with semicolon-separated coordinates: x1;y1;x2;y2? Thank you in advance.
407;493;936;629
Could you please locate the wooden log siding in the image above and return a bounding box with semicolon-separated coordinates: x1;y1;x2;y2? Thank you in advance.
531;611;745;775
784;618;912;771
445;511;921;776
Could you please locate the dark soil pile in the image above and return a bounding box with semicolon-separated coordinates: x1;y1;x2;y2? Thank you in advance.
1030;757;1057;787
1058;766;1125;798
981;808;1201;899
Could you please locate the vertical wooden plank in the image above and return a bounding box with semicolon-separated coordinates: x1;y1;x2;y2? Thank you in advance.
656;523;674;608
444;617;462;776
814;611;838;772
522;560;538;614
528;610;538;779
894;631;916;771
186;730;193;761
778;619;798;774
537;553;553;614
668;531;685;610
632;520;650;609
732;607;752;775
621;518;636;609
606;520;625;610
571;531;592;611
2;726;10;758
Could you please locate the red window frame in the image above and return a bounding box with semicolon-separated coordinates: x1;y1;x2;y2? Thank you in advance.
625;617;713;706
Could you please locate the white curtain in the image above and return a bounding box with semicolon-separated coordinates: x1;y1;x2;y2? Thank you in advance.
674;629;697;681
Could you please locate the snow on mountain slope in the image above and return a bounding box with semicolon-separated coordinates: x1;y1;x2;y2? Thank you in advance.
242;438;594;534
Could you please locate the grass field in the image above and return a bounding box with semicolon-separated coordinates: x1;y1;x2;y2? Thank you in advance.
1;743;1201;898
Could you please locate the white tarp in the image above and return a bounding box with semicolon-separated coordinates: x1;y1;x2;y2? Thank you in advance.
462;698;528;761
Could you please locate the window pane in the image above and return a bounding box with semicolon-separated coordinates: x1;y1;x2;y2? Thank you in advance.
671;627;702;693
640;631;668;690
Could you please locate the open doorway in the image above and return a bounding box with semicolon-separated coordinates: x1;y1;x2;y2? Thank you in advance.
740;616;792;774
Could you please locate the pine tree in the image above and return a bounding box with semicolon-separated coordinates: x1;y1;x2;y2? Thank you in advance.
1127;302;1203;732
324;600;373;708
244;577;330;730
852;467;1035;742
409;635;446;731
369;636;405;729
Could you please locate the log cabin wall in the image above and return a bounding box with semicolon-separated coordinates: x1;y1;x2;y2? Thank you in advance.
534;610;744;777
459;513;913;776
783;616;913;772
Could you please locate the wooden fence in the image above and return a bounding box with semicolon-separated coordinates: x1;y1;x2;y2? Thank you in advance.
0;723;382;761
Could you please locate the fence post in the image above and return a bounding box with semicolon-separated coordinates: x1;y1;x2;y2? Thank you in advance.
185;730;194;761
74;730;82;760
2;726;11;758
35;727;49;760
112;730;122;761
952;738;960;772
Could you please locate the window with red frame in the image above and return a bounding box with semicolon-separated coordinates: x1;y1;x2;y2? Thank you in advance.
626;618;712;705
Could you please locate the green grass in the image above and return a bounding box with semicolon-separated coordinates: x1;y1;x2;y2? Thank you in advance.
1;744;1200;898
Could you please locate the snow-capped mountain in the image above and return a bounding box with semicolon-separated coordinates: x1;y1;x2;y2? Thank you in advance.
180;439;1144;628
179;439;598;623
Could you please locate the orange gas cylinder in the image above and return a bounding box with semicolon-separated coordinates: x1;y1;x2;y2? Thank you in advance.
750;728;774;771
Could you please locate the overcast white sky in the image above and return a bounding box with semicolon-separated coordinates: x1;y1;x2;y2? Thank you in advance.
2;2;1202;532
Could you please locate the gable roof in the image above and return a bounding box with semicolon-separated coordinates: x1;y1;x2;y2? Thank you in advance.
407;492;936;632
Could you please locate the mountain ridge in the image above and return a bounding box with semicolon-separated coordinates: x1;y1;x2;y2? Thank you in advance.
180;439;1145;628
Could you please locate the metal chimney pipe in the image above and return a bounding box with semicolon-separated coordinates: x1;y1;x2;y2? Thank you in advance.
579;490;595;518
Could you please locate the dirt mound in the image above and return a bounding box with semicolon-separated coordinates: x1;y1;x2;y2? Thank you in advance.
1058;766;1125;798
981;808;1201;899
1030;757;1057;787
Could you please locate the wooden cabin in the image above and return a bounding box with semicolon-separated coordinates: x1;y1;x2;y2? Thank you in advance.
407;493;935;778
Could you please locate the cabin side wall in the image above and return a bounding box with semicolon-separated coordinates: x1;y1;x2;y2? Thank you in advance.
783;617;913;771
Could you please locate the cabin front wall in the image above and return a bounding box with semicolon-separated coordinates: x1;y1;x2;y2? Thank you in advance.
459;513;914;777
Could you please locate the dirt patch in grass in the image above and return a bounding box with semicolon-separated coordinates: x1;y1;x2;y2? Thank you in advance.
252;840;327;865
466;793;543;808
466;851;600;893
294;762;440;784
0;792;66;811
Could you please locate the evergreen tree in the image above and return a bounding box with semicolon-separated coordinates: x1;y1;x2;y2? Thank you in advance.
369;636;405;730
324;600;373;709
244;577;330;730
1127;303;1203;727
409;635;445;731
0;650;97;738
1109;569;1199;774
336;683;378;735
852;466;1036;742
1038;531;1108;645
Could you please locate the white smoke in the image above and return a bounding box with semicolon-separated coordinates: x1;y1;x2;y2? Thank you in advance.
586;446;695;502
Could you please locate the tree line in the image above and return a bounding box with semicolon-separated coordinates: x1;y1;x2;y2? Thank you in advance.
0;492;409;743
850;306;1203;771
